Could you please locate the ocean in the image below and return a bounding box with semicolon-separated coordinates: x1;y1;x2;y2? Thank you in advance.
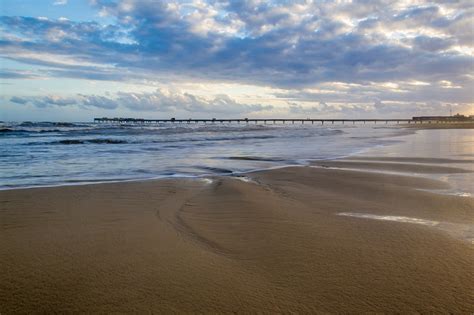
1;121;472;194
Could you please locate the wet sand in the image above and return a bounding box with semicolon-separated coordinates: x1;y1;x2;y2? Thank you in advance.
341;156;474;164
402;122;474;129
1;159;473;312
311;160;472;174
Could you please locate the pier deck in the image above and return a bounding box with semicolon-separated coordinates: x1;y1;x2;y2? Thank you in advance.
93;117;453;124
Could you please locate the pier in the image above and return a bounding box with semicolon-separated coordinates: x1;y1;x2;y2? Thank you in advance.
93;117;460;125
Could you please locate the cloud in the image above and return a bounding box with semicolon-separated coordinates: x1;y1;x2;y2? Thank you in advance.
10;95;77;108
411;36;456;52
10;96;29;104
9;89;273;115
288;101;372;116
78;94;118;109
53;0;68;5
1;0;473;116
274;78;473;105
32;96;77;108
1;1;472;86
1;70;39;79
284;98;469;118
114;90;273;114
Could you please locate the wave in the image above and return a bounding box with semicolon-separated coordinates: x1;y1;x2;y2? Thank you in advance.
153;135;278;143
1;123;275;137
0;128;66;134
26;134;278;146
52;139;128;145
18;121;89;128
89;124;278;136
2;123;346;143
22;128;344;146
197;166;234;174
227;156;285;162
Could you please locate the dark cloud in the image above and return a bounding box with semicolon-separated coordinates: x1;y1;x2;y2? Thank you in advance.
10;96;29;104
9;89;273;114
10;95;81;108
31;96;77;108
411;36;456;52
115;90;273;114
78;94;118;109
0;70;38;79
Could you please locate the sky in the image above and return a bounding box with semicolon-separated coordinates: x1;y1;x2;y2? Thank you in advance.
0;0;473;121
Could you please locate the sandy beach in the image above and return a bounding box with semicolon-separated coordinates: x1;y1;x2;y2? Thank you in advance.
1;157;473;313
2;0;473;311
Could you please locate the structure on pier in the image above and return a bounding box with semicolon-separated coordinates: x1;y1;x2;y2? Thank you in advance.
412;114;473;121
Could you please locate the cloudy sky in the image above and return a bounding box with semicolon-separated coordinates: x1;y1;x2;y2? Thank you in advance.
1;0;473;121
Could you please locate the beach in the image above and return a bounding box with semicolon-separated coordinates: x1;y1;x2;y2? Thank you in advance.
3;0;473;311
1;155;473;312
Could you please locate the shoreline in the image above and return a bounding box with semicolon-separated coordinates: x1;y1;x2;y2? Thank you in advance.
1;158;470;195
1;158;473;312
401;122;474;129
2;155;472;197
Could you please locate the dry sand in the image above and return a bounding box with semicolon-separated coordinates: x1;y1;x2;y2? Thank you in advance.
1;158;473;312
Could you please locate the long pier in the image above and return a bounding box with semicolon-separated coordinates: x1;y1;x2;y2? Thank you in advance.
93;117;446;125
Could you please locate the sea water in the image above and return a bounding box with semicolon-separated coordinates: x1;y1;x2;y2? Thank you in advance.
0;121;472;192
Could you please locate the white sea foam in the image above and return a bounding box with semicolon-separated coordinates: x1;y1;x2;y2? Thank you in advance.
416;189;473;198
337;212;439;226
310;165;420;177
199;178;214;185
338;212;474;244
454;192;472;197
232;176;256;183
